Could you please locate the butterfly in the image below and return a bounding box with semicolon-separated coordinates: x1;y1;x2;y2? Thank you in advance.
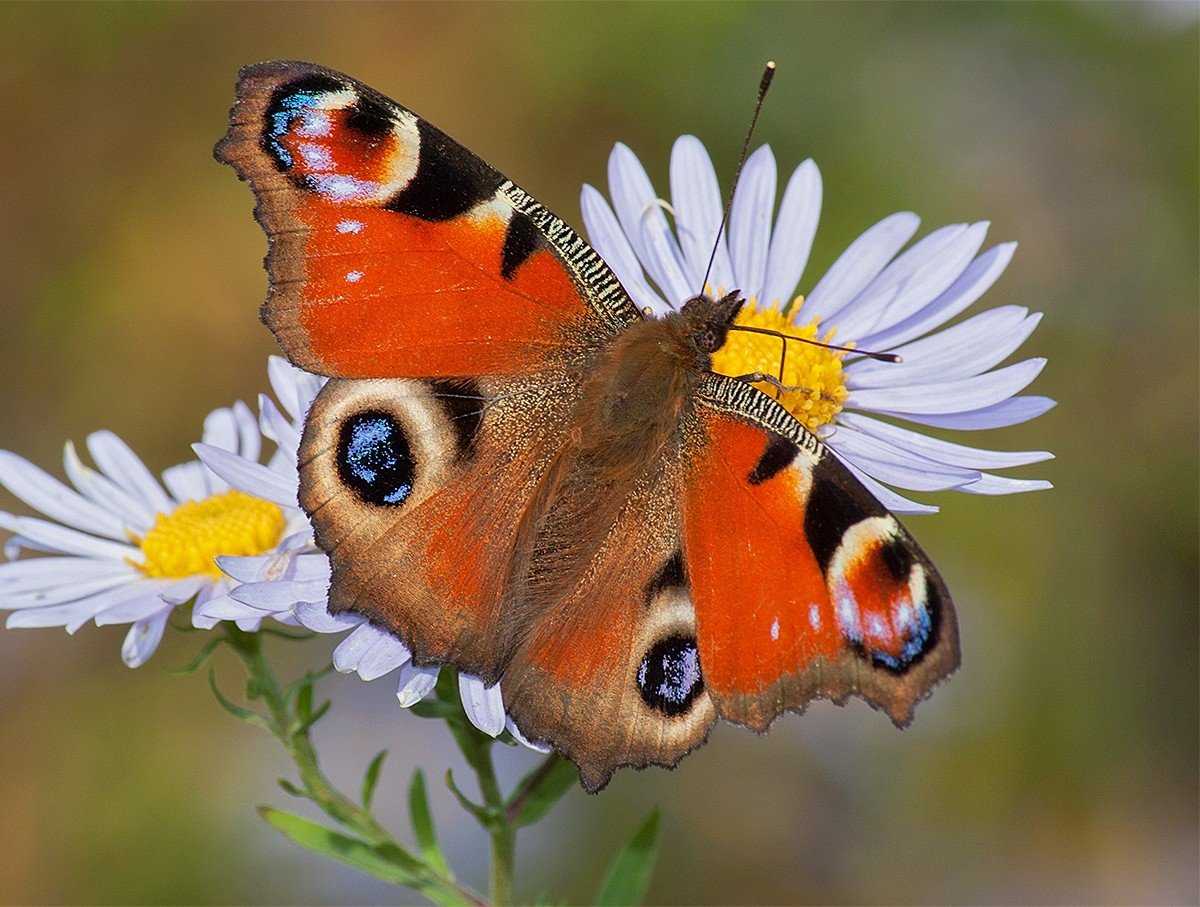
216;61;959;792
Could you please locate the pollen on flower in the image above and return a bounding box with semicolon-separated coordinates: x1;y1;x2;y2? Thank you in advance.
710;296;849;432
136;490;285;579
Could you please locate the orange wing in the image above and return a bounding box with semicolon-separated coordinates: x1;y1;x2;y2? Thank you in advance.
681;375;959;731
216;62;639;379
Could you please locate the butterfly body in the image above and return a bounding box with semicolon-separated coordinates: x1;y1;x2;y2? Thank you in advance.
219;62;960;790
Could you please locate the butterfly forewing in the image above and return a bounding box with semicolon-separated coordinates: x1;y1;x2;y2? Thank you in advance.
216;61;640;380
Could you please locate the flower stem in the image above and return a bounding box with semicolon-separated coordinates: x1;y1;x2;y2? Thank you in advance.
220;626;485;907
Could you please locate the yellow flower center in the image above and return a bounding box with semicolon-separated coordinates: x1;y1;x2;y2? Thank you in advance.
711;296;849;432
137;490;285;579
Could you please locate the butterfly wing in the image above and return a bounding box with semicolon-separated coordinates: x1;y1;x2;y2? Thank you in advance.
298;371;586;679
681;374;960;731
499;455;716;792
216;61;640;380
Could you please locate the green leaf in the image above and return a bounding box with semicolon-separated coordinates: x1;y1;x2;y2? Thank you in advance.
595;808;661;907
277;778;307;799
361;750;388;809
291;699;331;736
444;769;491;826
410;699;464;721
208;667;270;731
169;636;224;676
409;770;452;877
258;806;426;885
507;756;576;828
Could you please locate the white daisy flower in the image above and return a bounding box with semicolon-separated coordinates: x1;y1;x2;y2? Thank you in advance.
196;358;546;750
0;401;303;667
581;137;1055;513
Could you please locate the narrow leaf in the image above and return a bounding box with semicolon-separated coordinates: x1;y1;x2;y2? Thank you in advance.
444;769;491;825
596;808;661;907
409;769;452;877
258;806;425;884
277;778;307;799
208;667;270;731
507;756;577;828
291;699;331;735
169;636;224;676
361;750;388;809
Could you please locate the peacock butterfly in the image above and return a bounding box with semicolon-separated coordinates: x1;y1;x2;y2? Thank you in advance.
216;61;959;792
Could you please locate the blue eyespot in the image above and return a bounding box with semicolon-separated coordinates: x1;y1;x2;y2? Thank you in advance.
336;411;414;507
637;635;703;716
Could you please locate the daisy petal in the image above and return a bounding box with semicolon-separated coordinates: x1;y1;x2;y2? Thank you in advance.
459;674;506;737
829;454;939;515
801;212;920;324
506;717;552;753
728;145;777;303
293;601;360;633
230;578;326;609
333;624;376;672
608;143;691;305
86;430;174;515
122;609;170;668
192;594;265;629
882;396;1057;431
357;633;412;681
259;394;300;463
192;443;298;508
0;512;141;562
1;573;136;610
233;400;262;464
837;413;1053;469
161;461;209;504
763;159;821;306
669;135;734;292
581;184;669;315
0;451;131;540
395;664;439;707
832;222;987;342
845;359;1046;415
857;242;1016;351
827;426;981;491
961;474;1054;495
268;356;302;421
96;591;179;626
847;305;1034;386
63;442;154;531
201;409;239;493
0;557;134;594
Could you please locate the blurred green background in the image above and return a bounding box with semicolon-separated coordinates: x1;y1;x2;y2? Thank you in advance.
0;2;1196;904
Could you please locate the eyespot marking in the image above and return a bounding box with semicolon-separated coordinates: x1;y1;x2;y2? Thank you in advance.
263;73;347;171
636;634;704;716
336;410;415;506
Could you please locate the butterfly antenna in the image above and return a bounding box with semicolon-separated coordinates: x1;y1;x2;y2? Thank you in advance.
727;324;903;363
698;60;776;297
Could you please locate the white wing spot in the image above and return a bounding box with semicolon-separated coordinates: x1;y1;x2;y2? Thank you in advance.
769;617;780;641
337;219;364;234
345;270;363;283
808;604;821;630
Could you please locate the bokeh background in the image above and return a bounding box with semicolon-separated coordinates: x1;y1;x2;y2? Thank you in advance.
0;2;1196;904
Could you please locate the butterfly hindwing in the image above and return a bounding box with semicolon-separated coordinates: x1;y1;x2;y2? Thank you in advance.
216;61;640;380
298;371;581;679
682;375;959;731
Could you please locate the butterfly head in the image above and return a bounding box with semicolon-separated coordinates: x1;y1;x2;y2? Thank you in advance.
679;290;746;355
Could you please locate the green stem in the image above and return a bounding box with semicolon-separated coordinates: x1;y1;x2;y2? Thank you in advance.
221;626;486;907
474;741;515;907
